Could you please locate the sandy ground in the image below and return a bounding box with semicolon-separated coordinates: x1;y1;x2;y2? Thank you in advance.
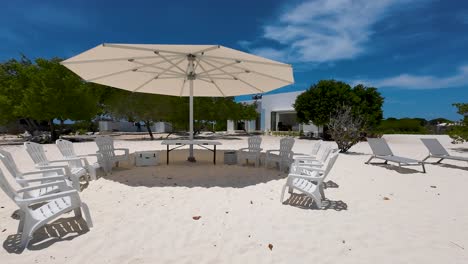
0;134;467;263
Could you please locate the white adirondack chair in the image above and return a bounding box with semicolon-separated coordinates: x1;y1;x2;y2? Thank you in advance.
281;153;339;208
94;135;130;174
0;149;75;199
308;140;323;159
0;167;93;249
24;142;87;191
238;136;263;167
56;139;102;180
265;137;295;172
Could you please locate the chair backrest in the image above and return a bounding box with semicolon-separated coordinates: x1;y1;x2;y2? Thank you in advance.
318;146;333;163
95;135;116;158
420;138;450;156
311;140;322;156
56;139;77;158
247;136;262;151
323;153;339;177
24;142;49;166
367;138;393;156
0;167;18;202
279;137;295;158
0;149;22;178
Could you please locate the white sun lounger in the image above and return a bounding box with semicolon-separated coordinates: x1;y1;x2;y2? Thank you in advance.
366;138;426;173
421;138;468;164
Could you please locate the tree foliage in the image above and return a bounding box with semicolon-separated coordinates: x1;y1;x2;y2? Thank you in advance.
448;103;468;142
293;80;384;131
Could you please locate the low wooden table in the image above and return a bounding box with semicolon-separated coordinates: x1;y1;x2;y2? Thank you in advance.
161;140;222;164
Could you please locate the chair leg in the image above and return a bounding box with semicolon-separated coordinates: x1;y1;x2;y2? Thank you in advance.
80;202;93;228
421;163;426;173
74;208;82;217
365;156;374;164
436;158;444;164
422;155;431;162
17;211;25;233
280;184;287;203
88;166;97;181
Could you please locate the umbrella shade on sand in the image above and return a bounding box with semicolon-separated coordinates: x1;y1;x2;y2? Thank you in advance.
61;43;294;161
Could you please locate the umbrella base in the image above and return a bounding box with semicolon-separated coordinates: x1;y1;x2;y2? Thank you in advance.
187;156;196;162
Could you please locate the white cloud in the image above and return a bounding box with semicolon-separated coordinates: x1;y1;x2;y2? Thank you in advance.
353;65;468;89
250;0;414;63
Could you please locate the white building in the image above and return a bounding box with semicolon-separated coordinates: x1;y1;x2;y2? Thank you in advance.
228;91;322;136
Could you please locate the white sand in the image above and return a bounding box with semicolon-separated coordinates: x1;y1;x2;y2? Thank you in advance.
0;135;467;263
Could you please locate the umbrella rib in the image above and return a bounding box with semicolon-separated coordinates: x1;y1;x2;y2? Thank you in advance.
131;60;186;76
199;58;265;93
154;52;187;74
136;70;185;77
205;57;293;84
197;78;226;97
85;57;178;82
199;54;292;67
198;71;246;77
193;45;221;55
60;55;180;64
132;57;187;92
196;60;241;75
197;62;226;96
103;43;189;56
179;79;187;96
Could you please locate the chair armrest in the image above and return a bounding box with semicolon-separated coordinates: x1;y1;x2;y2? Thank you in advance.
16;181;67;193
288;172;322;182
22;168;66;176
266;149;280;154
16;175;67;184
36;164;72;175
293;165;324;174
16;189;78;205
77;153;100;157
114;148;129;155
293;155;319;161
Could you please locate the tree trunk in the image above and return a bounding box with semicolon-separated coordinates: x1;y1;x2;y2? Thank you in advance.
49;119;57;141
144;120;154;140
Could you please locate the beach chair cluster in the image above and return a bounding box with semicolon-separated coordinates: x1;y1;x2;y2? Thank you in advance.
366;138;467;173
238;136;296;172
0;135;129;249
281;141;340;208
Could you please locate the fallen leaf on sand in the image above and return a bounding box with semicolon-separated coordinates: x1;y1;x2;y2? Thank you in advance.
2;229;6;232
383;197;390;200
268;244;273;250
192;216;201;220
430;186;437;188
250;201;253;204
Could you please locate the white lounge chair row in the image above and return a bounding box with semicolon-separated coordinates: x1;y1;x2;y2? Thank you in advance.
0;135;128;250
366;138;468;173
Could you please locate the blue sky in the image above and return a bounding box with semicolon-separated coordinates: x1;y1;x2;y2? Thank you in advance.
1;0;467;120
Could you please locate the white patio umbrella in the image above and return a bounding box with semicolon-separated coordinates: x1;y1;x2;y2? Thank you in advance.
61;44;294;161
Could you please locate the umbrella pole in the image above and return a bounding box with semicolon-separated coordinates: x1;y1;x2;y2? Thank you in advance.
188;78;195;162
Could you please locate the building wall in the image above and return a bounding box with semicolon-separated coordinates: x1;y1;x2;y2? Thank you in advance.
261;91;302;131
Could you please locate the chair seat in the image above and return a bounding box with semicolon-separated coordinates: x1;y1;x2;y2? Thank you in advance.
433;155;468;162
376;155;421;164
31;196;73;220
292;178;318;193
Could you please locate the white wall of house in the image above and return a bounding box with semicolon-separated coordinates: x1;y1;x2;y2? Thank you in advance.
226;91;323;134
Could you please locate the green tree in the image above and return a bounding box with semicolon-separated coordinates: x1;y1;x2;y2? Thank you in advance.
293;80;384;135
105;90;183;140
18;58;101;140
448;103;468;142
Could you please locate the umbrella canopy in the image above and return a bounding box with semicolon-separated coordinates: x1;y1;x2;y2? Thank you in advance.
62;43;294;161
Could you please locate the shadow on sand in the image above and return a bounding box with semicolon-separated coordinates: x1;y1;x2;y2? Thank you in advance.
3;216;91;254
367;163;423;174
282;193;348;211
103;165;287;188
